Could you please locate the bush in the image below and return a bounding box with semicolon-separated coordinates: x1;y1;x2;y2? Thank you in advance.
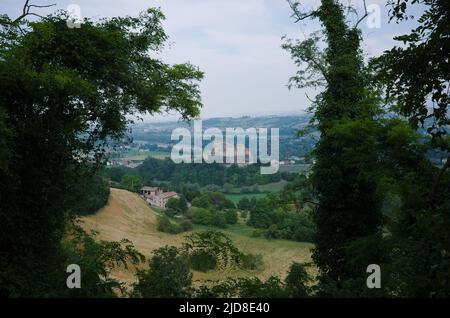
191;208;237;228
120;174;142;192
71;172;110;216
233;277;288;298
166;197;188;215
285;262;311;298
211;212;227;228
191;208;214;225
180;220;193;232
224;209;238;224
240;253;264;270
156;216;182;234
189;250;217;272
192;192;235;209
238;197;251;210
133;246;192;298
251;229;264;238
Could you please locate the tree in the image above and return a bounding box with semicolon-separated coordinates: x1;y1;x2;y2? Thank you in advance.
371;0;450;297
0;7;202;297
133;246;192;298
62;224;145;297
191;207;214;225
238;197;251;210
120;174;142;192
284;0;383;295
285;262;311;298
224;209;238;225
183;231;243;270
373;0;449;202
166;196;188;215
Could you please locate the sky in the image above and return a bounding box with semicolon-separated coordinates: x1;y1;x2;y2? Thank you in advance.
1;0;424;121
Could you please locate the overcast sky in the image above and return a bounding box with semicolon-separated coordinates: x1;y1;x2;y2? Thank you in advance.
1;0;423;120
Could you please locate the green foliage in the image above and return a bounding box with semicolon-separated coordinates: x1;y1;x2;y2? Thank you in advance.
62;224;145;297
156;215;192;234
191;204;238;228
133;246;192;298
136;157;285;188
237;197;252;210
244;192;315;243
183;231;244;270
69;170;110;216
191;207;214;225
224;209;238;225
104;166;130;183
373;0;449;145
120;174;142;192
285;0;384;294
240;253;264;271
166;197;188;215
192;191;235;210
156;216;182;234
198;277;288;298
189;250;218;272
285;262;312;298
0;7;202;297
180;219;194;232
369;0;450;297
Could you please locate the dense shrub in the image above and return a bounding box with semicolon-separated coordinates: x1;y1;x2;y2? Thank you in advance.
191;208;214;225
224;209;238;224
285;262;311;298
180;220;193;232
166;197;188;215
133;247;192;298
240;253;264;270
189;250;217;272
192;192;235;210
71;172;110;216
156;216;194;234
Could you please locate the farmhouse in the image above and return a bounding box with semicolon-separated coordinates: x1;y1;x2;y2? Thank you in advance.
141;187;179;209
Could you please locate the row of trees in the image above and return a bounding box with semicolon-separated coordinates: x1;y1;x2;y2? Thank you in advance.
135;157;286;187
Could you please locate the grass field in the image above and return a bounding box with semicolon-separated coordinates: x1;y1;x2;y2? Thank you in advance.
81;188;313;287
258;180;288;192
225;180;288;203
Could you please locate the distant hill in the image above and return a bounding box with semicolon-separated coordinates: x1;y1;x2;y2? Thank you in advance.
129;114;317;159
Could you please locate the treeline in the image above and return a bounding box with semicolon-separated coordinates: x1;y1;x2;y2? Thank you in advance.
134;157;287;187
238;175;316;242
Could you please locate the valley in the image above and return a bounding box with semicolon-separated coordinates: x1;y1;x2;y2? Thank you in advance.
81;188;314;286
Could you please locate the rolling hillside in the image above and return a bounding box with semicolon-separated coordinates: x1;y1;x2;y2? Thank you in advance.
81;188;313;285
